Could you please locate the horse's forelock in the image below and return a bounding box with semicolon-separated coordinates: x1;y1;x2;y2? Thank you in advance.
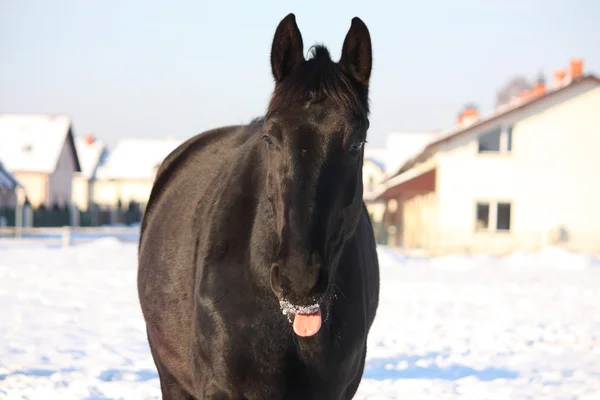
266;44;369;120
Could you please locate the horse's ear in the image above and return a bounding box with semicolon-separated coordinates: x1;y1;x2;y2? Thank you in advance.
270;13;305;83
339;17;372;85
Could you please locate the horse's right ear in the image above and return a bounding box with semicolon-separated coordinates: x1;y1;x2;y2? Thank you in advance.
270;13;304;83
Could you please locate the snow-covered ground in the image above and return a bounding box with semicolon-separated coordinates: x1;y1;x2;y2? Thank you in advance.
1;237;600;399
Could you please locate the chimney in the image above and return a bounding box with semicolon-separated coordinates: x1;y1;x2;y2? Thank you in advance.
553;68;567;89
85;133;95;145
456;104;479;126
531;72;546;97
569;58;584;79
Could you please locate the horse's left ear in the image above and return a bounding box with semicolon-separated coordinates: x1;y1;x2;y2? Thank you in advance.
340;17;372;85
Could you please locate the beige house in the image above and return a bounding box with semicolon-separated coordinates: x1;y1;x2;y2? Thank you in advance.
375;62;600;255
93;137;182;209
72;133;109;211
0;114;81;208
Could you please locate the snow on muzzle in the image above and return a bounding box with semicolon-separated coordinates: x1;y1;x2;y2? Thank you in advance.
279;300;322;337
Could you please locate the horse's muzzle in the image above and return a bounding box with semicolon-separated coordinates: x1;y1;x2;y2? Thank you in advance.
269;263;327;304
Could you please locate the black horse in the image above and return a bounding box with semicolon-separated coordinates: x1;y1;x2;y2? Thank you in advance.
137;13;380;399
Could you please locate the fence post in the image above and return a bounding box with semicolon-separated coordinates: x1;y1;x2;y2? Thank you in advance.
14;187;26;238
62;226;71;248
70;203;80;227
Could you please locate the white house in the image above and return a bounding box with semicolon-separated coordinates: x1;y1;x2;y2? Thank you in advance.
93;137;183;209
375;59;600;255
0;114;81;208
72;133;109;211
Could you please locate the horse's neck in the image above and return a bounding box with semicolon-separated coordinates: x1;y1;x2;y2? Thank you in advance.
217;137;276;279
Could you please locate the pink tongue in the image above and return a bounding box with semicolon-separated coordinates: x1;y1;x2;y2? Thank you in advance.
293;311;322;337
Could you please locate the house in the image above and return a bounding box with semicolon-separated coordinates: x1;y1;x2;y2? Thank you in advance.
0;161;20;208
93;137;183;210
363;154;386;198
0;114;81;208
362;154;387;242
375;59;600;255
72;133;109;211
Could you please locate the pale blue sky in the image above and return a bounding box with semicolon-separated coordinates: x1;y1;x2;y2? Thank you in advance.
1;0;599;149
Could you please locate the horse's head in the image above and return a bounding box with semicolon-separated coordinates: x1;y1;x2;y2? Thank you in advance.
262;14;372;336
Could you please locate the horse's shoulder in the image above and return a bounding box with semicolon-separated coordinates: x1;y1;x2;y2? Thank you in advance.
155;125;242;178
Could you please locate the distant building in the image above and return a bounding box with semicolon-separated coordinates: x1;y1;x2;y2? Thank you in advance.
375;59;600;254
93;137;182;209
0;114;81;208
72;133;109;211
362;154;384;217
0;161;20;208
363;132;438;244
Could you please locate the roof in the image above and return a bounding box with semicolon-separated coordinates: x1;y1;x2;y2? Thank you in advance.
386;74;600;180
0;114;81;174
95;137;183;181
381;131;440;177
75;137;108;179
0;161;20;190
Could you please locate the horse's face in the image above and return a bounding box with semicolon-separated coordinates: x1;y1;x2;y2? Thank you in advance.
263;14;372;337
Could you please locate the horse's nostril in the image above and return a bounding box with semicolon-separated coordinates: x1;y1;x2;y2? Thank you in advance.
270;264;284;298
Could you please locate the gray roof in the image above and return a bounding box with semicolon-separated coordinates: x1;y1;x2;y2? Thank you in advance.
0;161;20;190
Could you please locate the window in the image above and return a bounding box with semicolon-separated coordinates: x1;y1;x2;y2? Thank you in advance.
477;125;514;154
475;201;512;232
477;127;501;153
496;203;511;231
475;202;490;230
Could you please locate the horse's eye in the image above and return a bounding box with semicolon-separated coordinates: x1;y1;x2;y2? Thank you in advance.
350;139;366;154
262;134;274;148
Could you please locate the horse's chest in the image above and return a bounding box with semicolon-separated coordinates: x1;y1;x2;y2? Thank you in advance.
196;320;362;399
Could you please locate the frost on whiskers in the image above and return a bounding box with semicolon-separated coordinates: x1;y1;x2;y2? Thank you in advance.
279;300;320;322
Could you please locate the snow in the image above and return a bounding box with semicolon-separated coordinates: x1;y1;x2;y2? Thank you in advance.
2;237;600;399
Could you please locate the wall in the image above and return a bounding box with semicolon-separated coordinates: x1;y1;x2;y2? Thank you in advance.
13;172;47;208
72;174;90;210
401;190;438;249
93;179;154;208
435;81;600;254
512;84;600;253
48;135;77;207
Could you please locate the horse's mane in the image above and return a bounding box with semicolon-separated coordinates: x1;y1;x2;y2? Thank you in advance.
266;45;369;119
